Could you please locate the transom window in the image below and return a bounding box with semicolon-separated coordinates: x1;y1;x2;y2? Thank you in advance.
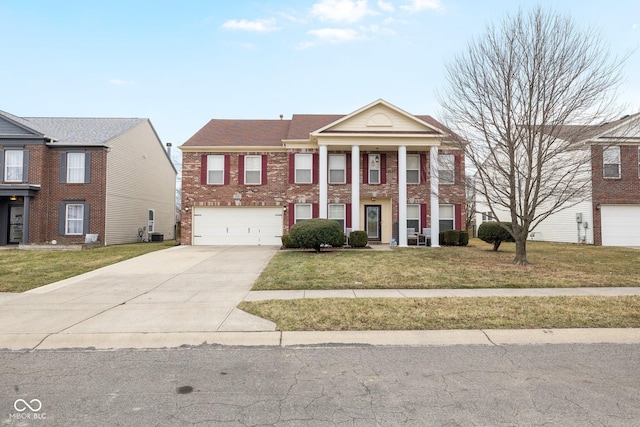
603;146;620;178
439;154;455;184
66;204;84;235
67;152;85;183
4;150;23;182
245;155;262;185
406;154;420;184
407;204;420;232
207;155;225;184
295;153;312;184
329;154;346;184
329;204;345;231
368;154;381;184
294;204;312;223
439;204;454;231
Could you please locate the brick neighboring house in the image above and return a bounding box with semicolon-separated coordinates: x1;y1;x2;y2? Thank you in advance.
180;99;466;246
0;110;177;246
475;113;640;246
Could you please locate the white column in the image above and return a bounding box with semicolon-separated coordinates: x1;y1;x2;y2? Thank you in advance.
319;145;328;218
430;146;440;247
351;145;360;231
398;145;407;247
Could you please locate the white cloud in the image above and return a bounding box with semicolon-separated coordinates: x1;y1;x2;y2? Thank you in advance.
361;24;395;36
378;0;395;12
401;0;443;13
311;0;376;23
221;18;280;32
108;79;135;86
307;27;361;43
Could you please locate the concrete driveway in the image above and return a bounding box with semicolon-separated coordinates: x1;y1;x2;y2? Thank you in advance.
0;245;280;350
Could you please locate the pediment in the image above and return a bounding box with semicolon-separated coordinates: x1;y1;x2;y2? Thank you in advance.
0;114;42;138
312;100;444;136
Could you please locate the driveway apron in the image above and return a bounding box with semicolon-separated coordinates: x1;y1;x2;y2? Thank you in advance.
0;245;278;349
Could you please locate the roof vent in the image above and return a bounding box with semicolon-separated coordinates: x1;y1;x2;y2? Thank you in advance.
279;114;283;120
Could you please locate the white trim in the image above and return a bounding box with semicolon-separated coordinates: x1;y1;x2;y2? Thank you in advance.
398;145;407;247
351;145;360;230
319;145;328;218
430;146;440;247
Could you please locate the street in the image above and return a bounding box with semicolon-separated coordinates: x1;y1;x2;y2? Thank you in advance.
1;343;639;426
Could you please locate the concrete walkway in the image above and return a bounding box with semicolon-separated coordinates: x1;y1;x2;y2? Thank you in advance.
1;245;639;350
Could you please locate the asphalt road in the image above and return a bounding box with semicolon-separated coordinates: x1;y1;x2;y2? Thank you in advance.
1;344;639;426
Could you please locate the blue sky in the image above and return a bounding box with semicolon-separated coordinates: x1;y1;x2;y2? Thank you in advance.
1;0;639;150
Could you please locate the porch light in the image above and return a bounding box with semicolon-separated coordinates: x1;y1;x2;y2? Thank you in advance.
9;196;17;201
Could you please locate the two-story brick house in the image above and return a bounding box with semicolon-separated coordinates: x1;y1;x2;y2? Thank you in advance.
0;110;177;246
180;100;466;246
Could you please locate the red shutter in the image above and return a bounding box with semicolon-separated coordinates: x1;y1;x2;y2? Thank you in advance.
346;203;352;228
455;204;463;231
238;155;245;184
288;203;295;228
312;203;319;218
420;204;428;231
289;153;295;184
346;153;352;184
224;155;230;185
200;155;208;185
362;153;368;184
261;155;268;184
380;154;387;184
420;154;428;184
313;153;319;184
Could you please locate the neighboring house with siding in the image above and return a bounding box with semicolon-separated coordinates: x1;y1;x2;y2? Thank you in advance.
475;113;640;246
180;99;466;246
0;110;176;246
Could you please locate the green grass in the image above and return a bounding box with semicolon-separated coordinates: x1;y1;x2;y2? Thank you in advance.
239;296;640;331
253;239;640;290
0;240;176;292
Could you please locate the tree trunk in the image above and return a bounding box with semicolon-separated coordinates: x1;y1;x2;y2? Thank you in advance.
513;236;528;265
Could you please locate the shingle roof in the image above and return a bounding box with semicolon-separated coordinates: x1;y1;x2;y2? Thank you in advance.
286;115;344;140
541;113;640;143
0;110;147;144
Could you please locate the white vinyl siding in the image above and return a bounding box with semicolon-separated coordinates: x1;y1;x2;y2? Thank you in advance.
67;152;85;183
207;155;224;185
295;204;312;223
368;154;381;184
329;204;345;231
4;150;23;182
439;154;455;184
603;146;620;178
406;154;420;184
66;204;84;235
329;154;346;184
295;153;312;184
245;155;262;185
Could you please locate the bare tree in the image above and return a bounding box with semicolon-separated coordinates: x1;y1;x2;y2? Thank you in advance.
439;6;627;265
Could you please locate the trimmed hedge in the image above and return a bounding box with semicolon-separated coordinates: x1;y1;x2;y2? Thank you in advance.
443;230;460;246
348;230;368;248
458;231;469;246
290;219;345;252
477;221;514;251
281;234;298;248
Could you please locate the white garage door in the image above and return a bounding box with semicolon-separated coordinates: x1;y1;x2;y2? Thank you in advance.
601;205;640;246
193;207;283;245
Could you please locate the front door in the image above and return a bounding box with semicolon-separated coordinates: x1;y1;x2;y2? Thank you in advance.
365;205;381;241
8;205;24;244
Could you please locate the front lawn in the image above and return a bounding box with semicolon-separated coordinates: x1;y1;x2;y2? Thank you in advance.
253;240;640;290
0;240;176;292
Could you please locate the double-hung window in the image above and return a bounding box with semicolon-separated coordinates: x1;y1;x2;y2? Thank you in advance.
329;204;345;231
66;204;84;235
603;146;621;178
207;155;225;184
481;211;495;223
406;154;420;184
368;154;381;184
295;153;312;184
245;155;262;185
407;204;420;232
439;154;455;184
439;204;454;231
295;204;312;223
4;150;23;182
66;152;85;183
329;154;346;184
148;209;155;233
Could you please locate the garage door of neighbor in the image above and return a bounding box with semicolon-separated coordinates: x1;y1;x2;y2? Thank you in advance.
193;207;283;245
600;205;640;246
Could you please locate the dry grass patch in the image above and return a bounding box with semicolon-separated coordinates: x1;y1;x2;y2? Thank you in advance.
239;296;640;331
0;241;176;292
253;240;640;290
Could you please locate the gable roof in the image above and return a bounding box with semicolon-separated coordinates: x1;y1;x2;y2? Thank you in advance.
542;113;640;144
0;110;147;145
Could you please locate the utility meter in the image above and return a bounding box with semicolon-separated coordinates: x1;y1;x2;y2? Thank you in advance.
576;213;583;223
